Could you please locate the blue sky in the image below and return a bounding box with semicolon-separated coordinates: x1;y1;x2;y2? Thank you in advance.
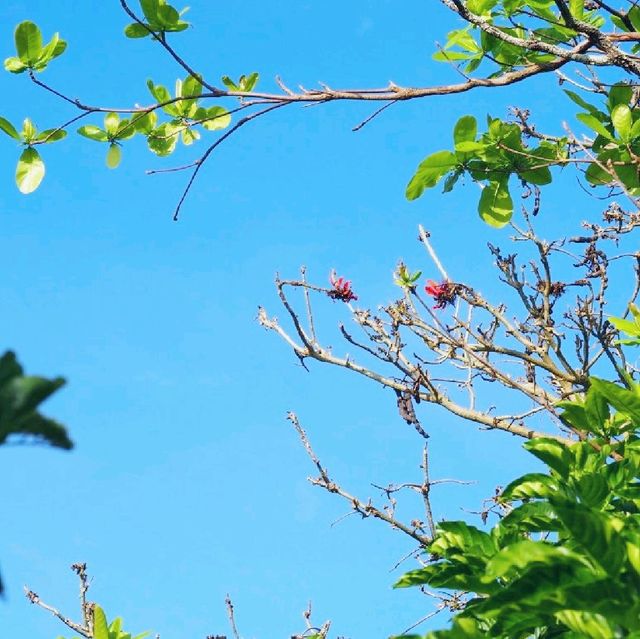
0;2;619;638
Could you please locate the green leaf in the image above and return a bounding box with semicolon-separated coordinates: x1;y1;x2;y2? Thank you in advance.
611;104;632;141
157;4;180;27
576;113;613;140
183;74;202;98
140;0;161;22
181;127;198;145
406;150;457;200
442;168;463;193
589;378;640;427
584;384;610;434
36;32;66;70
35;128;67;144
564;89;600;115
0;351;71;448
15;147;45;194
93;605;110;639
109;617;122;635
147;79;172;104
3;56;27;73
608;83;633;112
454;141;483;154
609;316;640;337
115;120;136;141
21;117;37;142
132;111;157;134
124;23;152;38
14;21;43;64
497;501;560;533
77;125;109;142
501;472;559;501
524;437;572;479
104;113;120;137
200;106;231;131
221;75;240;91
552;501;626;575
478;180;512;227
221;72;259;92
484;539;588;581
467;0;499;15
106;144;121;169
240;72;259;91
453;116;477;149
394;561;492;593
0;116;21;140
574;473;609;508
147;122;179;156
519;165;552;186
555;610;615;639
430;521;496;559
558;399;588;431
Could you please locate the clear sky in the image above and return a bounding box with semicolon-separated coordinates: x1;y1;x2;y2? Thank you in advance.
0;2;613;638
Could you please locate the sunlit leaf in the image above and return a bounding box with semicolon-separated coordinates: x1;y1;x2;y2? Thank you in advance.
406;150;457;200
15;147;45;194
93;605;109;639
478;179;512;227
124;23;151;38
77;125;109;142
106;143;122;169
14;21;42;64
0;116;21;140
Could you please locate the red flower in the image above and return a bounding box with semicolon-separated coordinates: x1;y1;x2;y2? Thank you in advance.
328;271;358;303
424;279;457;309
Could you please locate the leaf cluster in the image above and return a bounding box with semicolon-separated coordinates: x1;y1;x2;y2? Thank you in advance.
568;84;640;193
432;0;604;74
124;0;190;38
4;21;66;74
57;604;149;639
406;114;566;227
394;379;640;638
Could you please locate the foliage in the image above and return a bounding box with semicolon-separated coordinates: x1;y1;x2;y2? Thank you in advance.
0;350;70;595
0;350;71;450
49;602;149;639
394;379;640;638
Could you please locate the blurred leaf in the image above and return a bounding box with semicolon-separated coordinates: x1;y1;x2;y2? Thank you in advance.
0;351;70;448
106;143;121;169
